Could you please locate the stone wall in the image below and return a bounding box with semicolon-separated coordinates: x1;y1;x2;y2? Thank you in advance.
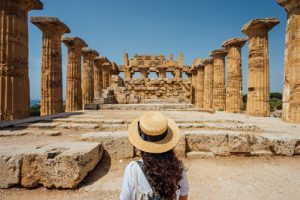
104;76;191;104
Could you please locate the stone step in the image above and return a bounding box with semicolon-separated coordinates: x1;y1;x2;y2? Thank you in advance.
79;130;300;159
100;103;195;110
0;142;102;189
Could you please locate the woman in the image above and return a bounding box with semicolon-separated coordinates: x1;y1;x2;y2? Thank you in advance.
120;111;189;200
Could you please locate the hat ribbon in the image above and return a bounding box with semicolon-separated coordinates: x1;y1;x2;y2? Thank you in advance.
138;121;168;142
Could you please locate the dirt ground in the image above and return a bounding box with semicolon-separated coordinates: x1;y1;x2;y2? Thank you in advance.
1;155;300;200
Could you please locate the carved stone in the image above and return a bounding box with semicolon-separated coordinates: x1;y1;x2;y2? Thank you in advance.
62;37;87;112
94;57;105;102
277;0;300;123
0;0;43;121
210;49;227;111
222;38;247;113
31;17;70;116
81;48;99;108
203;58;214;109
242;18;279;117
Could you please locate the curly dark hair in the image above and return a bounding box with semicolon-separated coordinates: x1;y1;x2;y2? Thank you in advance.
141;149;183;200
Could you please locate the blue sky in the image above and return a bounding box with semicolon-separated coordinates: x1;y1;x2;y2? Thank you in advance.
28;0;287;99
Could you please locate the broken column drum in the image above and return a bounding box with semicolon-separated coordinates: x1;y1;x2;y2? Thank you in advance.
277;0;300;123
31;17;70;116
242;18;279;117
81;48;99;108
62;37;87;112
222;38;247;113
210;49;227;111
0;0;43;120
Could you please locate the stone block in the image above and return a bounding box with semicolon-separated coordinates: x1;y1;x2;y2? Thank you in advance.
21;142;102;188
228;133;251;153
58;123;99;129
0;146;32;188
81;131;134;159
185;131;229;156
0;130;30;137
174;134;186;159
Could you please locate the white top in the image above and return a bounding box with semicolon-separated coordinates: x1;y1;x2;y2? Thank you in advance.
120;161;189;200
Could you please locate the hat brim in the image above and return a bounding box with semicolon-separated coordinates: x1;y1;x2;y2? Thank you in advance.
128;117;181;154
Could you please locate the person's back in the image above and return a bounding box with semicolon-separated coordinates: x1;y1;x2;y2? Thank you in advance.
120;111;189;200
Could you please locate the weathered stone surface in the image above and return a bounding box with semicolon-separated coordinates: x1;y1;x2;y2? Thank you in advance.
193;58;205;108
0;146;32;188
0;0;43;121
81;132;134;159
263;133;298;156
21;142;102;188
185;131;229;156
81;48;99;109
203;58;214;109
0;131;30;137
210;49;227;111
39;131;62;136
242;18;280;117
62;37;88;112
31;17;70;116
222;38;247;113
277;0;300;123
58;123;99;129
228;133;251;153
174;134;186;158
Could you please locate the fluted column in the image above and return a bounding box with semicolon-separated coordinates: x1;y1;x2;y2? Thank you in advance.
222;38;247;113
174;67;182;79
210;49;227;111
203;58;214;109
94;57;104;103
242;18;279;117
195;64;205;108
140;67;149;79
277;0;300;123
0;0;43;121
81;48;99;108
157;67;166;78
102;63;109;89
31;17;70;116
189;67;197;104
62;37;87;112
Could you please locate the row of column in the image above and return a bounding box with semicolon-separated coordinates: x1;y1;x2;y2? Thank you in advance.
0;0;43;120
124;67;183;79
192;18;279;116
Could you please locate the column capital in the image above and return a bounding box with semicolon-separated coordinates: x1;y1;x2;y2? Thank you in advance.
18;0;43;10
210;49;227;59
81;48;99;58
277;0;300;13
222;38;248;49
31;17;70;34
241;18;280;35
62;37;88;49
203;58;214;65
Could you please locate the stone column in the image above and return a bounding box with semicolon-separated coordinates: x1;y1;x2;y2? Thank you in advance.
242;18;279;117
174;67;182;79
277;0;300;123
190;67;197;104
195;64;205;108
31;17;70;116
140;67;149;79
210;49;227;111
62;37;87;112
222;38;247;113
124;67;132;79
94;57;104;103
157;67;166;78
0;0;43;121
203;58;214;109
81;48;99;108
102;63;110;89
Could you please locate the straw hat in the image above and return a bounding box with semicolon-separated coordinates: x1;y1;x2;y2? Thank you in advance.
128;111;181;153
